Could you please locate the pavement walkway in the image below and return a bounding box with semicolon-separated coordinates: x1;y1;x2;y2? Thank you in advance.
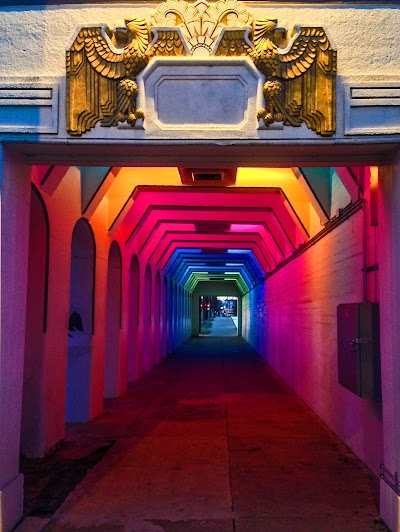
209;316;238;336
20;337;383;532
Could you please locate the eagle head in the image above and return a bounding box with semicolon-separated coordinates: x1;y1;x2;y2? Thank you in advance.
123;17;149;55
257;18;278;36
124;17;148;38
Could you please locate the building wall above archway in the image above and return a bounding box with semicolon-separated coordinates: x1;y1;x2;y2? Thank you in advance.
0;1;400;145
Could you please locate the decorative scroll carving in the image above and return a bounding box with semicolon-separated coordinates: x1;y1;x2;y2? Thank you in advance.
66;0;336;137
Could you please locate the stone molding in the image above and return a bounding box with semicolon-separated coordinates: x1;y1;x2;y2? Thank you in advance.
0;78;59;134
344;79;400;136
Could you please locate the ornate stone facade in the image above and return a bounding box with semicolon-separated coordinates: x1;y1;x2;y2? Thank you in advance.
66;0;336;137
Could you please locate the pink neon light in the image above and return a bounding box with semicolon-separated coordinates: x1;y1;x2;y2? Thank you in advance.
230;224;262;232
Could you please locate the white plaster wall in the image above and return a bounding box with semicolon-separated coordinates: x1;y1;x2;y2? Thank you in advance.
242;208;383;475
1;5;399;78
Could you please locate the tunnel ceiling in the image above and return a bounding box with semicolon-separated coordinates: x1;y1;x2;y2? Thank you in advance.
34;165;364;293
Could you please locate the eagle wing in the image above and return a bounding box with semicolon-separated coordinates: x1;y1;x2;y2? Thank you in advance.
213;28;252;56
279;27;337;136
147;28;189;59
67;26;127;136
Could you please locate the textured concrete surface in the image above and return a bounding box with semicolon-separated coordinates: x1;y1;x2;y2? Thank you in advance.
37;336;384;531
14;517;51;532
209;317;237;337
242;208;383;476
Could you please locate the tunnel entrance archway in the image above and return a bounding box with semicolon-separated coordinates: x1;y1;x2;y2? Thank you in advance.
66;218;96;423
3;140;400;532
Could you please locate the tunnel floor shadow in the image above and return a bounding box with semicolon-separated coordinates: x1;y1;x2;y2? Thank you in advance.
21;337;385;531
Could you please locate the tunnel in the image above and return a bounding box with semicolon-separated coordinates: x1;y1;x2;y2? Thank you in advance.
2;0;400;527
1;143;394;529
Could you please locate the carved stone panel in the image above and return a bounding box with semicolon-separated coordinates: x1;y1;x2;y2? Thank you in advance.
136;57;262;137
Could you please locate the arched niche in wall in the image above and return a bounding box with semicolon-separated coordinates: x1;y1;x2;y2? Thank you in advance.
177;286;181;341
175;284;179;346
173;284;179;351
143;264;152;372
21;185;49;457
185;289;190;338
162;276;168;360
154;270;161;365
104;241;122;399
167;279;173;355
180;286;185;339
66;218;95;423
170;283;175;350
128;254;140;382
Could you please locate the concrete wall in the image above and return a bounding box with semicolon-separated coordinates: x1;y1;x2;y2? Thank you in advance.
0;147;30;532
242;207;383;475
378;159;400;531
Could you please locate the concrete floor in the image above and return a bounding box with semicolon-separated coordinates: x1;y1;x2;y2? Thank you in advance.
19;335;385;532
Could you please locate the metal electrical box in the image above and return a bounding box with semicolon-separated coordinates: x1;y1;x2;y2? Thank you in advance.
337;303;381;399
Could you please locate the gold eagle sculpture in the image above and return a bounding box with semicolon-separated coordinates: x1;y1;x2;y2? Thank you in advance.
214;19;336;136
67;19;186;136
66;1;336;137
252;19;336;136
